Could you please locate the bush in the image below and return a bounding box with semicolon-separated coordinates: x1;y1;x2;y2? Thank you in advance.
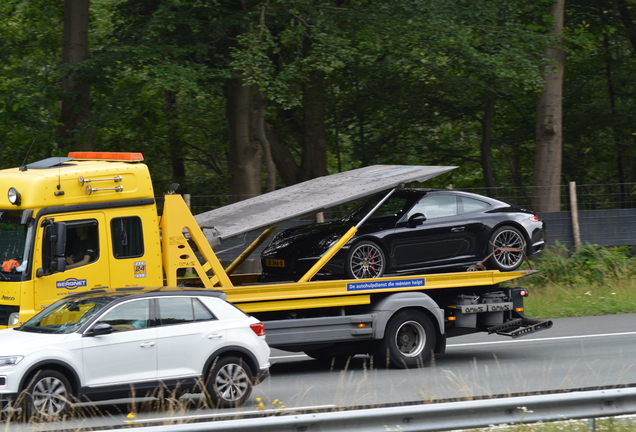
526;242;636;287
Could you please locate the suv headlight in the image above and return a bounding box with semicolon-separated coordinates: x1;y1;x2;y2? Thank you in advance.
0;356;23;367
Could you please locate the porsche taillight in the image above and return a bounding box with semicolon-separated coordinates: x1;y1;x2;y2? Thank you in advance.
530;215;541;222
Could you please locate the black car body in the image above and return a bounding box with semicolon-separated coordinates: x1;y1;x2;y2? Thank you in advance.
261;189;545;280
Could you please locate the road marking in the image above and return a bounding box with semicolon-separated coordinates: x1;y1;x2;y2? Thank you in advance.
270;332;636;360
448;331;636;347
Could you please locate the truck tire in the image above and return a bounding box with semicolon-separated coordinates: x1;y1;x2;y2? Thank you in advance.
23;369;73;420
345;241;386;279
206;356;254;408
486;226;525;271
374;309;436;369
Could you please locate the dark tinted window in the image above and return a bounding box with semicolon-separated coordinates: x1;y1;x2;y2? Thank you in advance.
158;297;214;326
111;217;143;259
96;299;150;332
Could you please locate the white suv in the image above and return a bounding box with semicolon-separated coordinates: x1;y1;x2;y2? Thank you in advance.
0;287;270;419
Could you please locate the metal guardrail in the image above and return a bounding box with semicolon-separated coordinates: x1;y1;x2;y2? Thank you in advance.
92;387;636;432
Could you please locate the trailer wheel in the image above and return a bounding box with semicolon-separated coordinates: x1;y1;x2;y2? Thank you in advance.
486;226;525;271
375;310;436;369
22;369;73;420
345;241;386;279
205;356;254;408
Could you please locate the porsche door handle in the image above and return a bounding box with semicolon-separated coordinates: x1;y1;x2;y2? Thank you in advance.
451;227;465;232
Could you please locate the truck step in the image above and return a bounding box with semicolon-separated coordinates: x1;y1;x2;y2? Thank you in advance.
487;318;553;338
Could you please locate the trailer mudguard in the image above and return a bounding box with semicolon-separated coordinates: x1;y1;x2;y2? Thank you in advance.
369;291;445;340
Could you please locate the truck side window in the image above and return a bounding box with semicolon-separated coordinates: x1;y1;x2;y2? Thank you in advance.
111;217;144;259
65;224;99;270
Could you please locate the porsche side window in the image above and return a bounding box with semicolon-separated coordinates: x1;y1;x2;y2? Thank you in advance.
409;195;458;219
459;197;491;214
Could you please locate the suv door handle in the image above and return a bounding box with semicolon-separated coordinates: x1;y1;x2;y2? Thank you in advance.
208;333;223;339
451;227;465;232
139;341;155;348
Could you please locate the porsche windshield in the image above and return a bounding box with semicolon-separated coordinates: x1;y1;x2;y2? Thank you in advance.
343;193;411;222
0;210;30;276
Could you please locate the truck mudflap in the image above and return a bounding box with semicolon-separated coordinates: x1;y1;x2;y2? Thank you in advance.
487;317;553;338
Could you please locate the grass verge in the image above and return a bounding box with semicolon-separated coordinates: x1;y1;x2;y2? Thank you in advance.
512;243;636;319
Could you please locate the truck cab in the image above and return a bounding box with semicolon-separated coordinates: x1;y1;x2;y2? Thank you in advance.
0;153;164;327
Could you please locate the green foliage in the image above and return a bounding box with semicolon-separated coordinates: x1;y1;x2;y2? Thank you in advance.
514;243;636;319
528;242;636;286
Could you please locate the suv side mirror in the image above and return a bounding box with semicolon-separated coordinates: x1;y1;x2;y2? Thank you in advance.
85;323;113;337
407;213;427;227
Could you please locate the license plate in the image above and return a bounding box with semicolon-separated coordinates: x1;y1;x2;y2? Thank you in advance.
266;259;285;268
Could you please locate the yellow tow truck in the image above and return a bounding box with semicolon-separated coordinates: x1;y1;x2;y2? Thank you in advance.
0;152;551;368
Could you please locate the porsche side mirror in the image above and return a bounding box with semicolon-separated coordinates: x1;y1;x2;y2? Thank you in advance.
408;213;427;227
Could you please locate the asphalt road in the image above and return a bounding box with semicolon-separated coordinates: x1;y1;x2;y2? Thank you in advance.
5;313;636;431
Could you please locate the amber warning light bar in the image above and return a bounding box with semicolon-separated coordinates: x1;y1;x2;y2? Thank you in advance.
67;152;144;162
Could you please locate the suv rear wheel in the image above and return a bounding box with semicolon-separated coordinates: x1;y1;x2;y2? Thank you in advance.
206;356;254;408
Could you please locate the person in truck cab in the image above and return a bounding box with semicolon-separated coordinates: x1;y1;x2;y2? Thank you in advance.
66;226;98;269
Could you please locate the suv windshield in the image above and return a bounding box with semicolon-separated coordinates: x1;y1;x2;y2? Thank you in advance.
0;210;31;278
20;295;125;334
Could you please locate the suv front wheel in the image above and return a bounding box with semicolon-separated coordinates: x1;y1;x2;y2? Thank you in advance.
22;369;73;420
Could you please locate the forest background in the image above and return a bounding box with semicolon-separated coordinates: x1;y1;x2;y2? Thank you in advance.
0;0;633;213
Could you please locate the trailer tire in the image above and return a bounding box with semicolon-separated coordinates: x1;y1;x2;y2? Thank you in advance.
374;310;436;369
345;241;386;279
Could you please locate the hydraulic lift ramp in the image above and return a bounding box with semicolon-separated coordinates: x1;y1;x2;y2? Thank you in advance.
194;165;456;245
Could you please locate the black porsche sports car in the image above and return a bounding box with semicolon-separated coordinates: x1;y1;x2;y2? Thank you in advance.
260;189;545;280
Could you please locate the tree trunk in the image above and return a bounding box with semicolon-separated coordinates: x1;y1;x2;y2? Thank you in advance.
57;0;92;152
226;79;262;202
255;91;276;192
266;123;301;187
165;90;187;194
480;89;496;192
300;70;328;181
533;0;565;212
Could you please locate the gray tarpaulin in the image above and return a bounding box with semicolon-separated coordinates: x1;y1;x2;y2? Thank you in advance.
194;165;456;244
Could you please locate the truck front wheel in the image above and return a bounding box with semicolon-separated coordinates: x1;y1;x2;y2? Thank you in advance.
374;310;436;369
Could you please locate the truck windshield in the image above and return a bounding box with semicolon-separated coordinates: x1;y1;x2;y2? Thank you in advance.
0;210;31;278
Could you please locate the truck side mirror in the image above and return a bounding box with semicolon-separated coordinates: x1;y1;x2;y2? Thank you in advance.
38;220;68;276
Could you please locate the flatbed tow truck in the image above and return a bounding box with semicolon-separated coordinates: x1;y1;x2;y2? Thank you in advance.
0;152;552;368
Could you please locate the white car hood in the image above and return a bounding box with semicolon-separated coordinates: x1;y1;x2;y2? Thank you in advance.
0;328;72;356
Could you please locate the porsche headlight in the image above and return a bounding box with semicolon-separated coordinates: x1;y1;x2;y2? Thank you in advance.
0;355;23;367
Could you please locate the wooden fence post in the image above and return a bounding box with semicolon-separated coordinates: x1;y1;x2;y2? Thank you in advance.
569;181;581;250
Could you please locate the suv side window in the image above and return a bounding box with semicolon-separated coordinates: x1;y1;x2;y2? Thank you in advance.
97;299;150;332
158;297;215;326
111;217;144;259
